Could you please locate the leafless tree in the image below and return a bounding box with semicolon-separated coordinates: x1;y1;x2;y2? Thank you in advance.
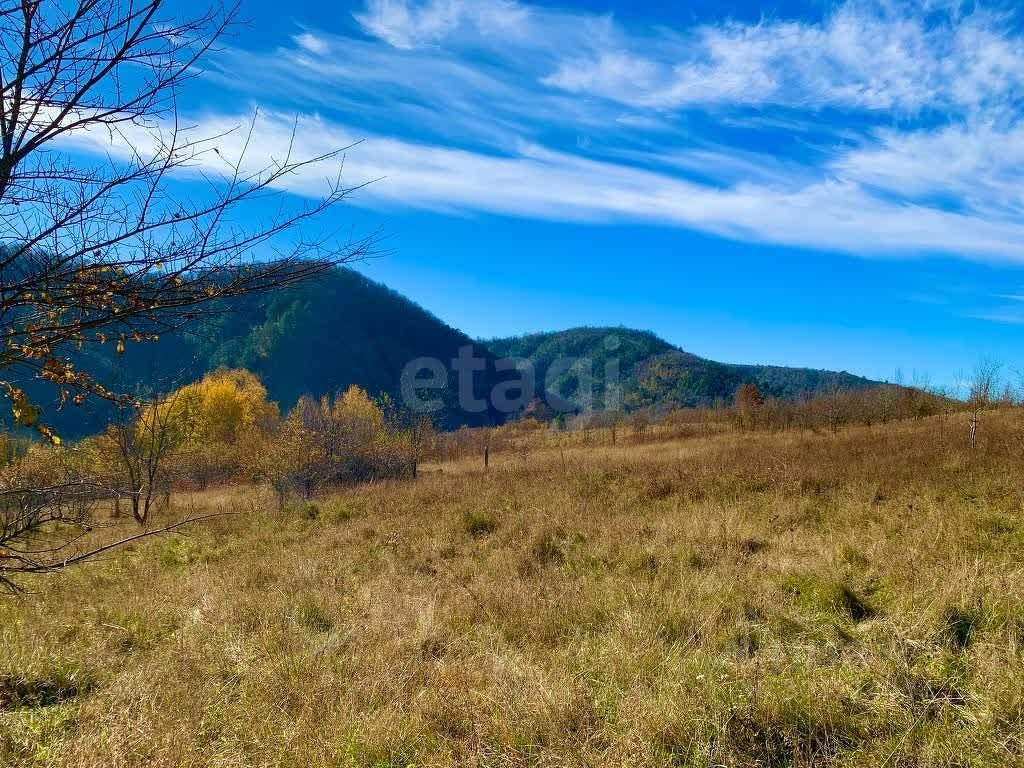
820;384;845;434
0;448;96;592
1;0;375;437
107;391;177;525
407;414;434;479
0;0;374;587
734;382;764;430
968;358;1002;449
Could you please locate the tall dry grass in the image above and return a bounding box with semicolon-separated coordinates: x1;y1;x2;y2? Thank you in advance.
2;410;1024;766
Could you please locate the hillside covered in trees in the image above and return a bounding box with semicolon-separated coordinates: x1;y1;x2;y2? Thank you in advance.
16;272;883;439
486;327;880;411
16;269;505;438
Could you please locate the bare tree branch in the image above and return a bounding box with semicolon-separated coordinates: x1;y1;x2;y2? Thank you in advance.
1;0;376;437
0;0;377;586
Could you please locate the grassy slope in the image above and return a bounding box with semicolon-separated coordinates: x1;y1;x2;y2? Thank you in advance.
3;413;1024;766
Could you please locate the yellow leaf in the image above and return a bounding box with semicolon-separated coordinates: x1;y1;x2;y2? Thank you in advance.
11;390;40;427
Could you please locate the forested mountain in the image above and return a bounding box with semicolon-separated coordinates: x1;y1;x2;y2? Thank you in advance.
486;327;880;411
18;268;505;438
188;268;505;428
16;272;880;439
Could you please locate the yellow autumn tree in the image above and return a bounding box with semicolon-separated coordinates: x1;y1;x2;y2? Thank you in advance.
331;386;416;480
336;385;385;454
129;369;279;489
147;368;279;448
266;385;415;499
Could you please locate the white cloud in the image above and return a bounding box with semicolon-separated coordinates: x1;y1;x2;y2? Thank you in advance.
293;32;329;55
354;0;529;49
544;50;661;99
832;122;1024;213
969;309;1024;324
61;0;1024;267
215;12;629;151
543;3;1024;114
61;110;1024;263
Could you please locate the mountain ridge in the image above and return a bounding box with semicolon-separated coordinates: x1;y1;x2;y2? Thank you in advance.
485;326;880;412
19;270;883;437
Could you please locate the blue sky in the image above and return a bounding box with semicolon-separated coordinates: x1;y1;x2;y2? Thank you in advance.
76;0;1024;386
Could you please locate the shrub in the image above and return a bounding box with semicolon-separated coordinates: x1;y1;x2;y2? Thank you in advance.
463;510;497;537
325;499;357;524
158;537;203;567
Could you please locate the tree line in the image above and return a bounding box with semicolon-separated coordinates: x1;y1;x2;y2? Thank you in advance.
0;367;431;591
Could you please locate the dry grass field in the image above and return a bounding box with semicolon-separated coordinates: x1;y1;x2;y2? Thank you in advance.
3;412;1024;767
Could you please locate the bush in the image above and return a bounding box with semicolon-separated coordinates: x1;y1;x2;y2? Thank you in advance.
463;510;497;537
325;499;357;524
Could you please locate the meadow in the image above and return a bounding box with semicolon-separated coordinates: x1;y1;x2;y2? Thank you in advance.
3;410;1024;767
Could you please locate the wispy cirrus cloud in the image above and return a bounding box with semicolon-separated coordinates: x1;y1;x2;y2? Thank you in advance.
66;0;1024;265
64;108;1024;262
543;4;1024;114
353;0;529;50
965;289;1024;324
832;123;1024;213
293;31;330;54
353;0;1024;116
969;309;1024;324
